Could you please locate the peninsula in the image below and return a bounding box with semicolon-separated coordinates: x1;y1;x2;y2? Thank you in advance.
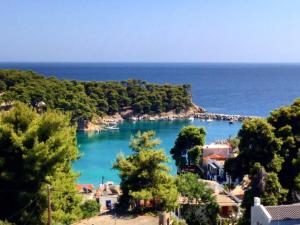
0;69;256;131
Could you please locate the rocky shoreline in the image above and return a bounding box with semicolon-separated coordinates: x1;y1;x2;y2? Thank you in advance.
79;104;260;132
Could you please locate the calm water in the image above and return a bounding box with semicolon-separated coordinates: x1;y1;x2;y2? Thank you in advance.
73;120;241;185
1;63;299;185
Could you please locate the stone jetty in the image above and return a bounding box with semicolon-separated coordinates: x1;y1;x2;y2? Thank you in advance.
194;112;259;121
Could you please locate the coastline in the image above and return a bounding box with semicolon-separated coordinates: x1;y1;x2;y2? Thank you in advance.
79;103;259;132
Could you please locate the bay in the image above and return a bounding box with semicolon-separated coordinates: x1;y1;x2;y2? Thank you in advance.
73;119;241;185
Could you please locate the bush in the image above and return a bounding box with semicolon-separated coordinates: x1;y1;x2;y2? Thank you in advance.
172;216;188;225
80;200;100;219
0;220;14;225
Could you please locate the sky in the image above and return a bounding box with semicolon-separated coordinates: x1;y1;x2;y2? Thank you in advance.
0;0;300;63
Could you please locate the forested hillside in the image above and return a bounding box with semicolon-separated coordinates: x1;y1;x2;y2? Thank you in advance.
0;69;192;122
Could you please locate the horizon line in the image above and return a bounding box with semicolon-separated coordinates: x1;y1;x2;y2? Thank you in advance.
1;61;300;64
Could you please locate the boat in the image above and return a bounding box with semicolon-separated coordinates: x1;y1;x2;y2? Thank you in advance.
188;116;194;121
206;119;213;122
229;119;234;124
131;116;138;121
106;126;119;130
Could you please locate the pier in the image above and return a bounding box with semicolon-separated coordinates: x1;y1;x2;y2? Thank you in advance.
194;112;260;122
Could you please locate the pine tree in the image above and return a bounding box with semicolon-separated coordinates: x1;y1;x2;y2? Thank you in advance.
113;131;178;212
0;103;82;224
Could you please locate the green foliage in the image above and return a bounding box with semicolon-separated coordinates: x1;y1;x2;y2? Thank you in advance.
0;103;81;225
224;118;282;179
187;146;202;166
113;131;179;212
268;98;300;193
224;99;300;224
172;216;188;225
0;70;192;123
0;221;14;225
176;173;215;204
176;173;219;225
171;126;206;167
80;200;100;219
294;151;300;190
240;163;287;225
228;137;240;150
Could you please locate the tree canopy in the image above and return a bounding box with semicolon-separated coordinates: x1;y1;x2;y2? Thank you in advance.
113;131;178;212
225;99;300;198
224;99;300;224
171;126;206;167
176;173;218;225
0;103;82;225
0;70;192;123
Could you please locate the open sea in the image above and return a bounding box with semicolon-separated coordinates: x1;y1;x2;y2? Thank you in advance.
1;63;300;185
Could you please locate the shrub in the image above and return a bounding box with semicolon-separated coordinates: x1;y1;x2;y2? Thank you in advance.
80;200;100;219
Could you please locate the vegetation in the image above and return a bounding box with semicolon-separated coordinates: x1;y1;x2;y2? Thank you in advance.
0;103;82;225
113;131;179;212
0;69;192;123
171;126;206;167
176;173;219;225
225;98;300;225
172;216;188;225
80;200;100;219
0;221;14;225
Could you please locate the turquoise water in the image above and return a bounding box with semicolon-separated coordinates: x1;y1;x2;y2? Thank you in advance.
73;119;241;185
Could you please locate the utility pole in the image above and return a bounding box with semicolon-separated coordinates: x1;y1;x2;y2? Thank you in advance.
47;185;52;225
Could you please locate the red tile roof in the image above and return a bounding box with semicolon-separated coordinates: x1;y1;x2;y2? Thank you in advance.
203;154;226;161
76;184;94;191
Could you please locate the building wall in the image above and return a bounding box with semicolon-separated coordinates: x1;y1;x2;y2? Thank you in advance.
251;205;271;225
270;220;300;225
203;147;231;158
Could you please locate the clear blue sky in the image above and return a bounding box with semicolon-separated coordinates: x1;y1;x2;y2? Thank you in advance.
1;0;300;62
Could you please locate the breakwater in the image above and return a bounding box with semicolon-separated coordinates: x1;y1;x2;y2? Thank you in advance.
194;112;260;121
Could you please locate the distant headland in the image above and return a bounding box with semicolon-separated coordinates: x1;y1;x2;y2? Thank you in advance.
0;69;258;132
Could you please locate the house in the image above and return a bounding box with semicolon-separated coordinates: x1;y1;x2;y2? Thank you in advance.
202;179;241;218
203;142;233;158
251;197;300;225
202;142;233;182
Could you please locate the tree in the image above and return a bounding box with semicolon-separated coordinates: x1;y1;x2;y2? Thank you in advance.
187;146;202;166
294;151;300;191
80;200;100;219
239;163;287;225
176;173;219;225
171;126;206;167
0;103;82;225
268;98;300;195
113;131;178;212
0;70;193;123
224;118;282;179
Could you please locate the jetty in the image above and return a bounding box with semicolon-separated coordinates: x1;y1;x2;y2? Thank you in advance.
194;112;260;122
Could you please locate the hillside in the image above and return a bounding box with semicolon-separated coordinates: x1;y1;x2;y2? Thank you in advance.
0;69;193;125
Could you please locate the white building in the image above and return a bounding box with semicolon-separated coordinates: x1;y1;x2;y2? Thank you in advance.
203;143;232;158
251;197;300;225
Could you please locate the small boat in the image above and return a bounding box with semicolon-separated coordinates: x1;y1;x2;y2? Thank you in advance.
106;126;119;130
206;119;213;122
229;119;234;124
188;116;194;121
131;117;138;121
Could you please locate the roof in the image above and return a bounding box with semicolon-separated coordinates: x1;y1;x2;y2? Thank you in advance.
215;194;238;207
230;185;245;199
203;154;227;161
204;143;231;149
76;184;94;191
265;204;300;221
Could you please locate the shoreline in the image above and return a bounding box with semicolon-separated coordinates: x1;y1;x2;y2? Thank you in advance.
79;104;260;132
